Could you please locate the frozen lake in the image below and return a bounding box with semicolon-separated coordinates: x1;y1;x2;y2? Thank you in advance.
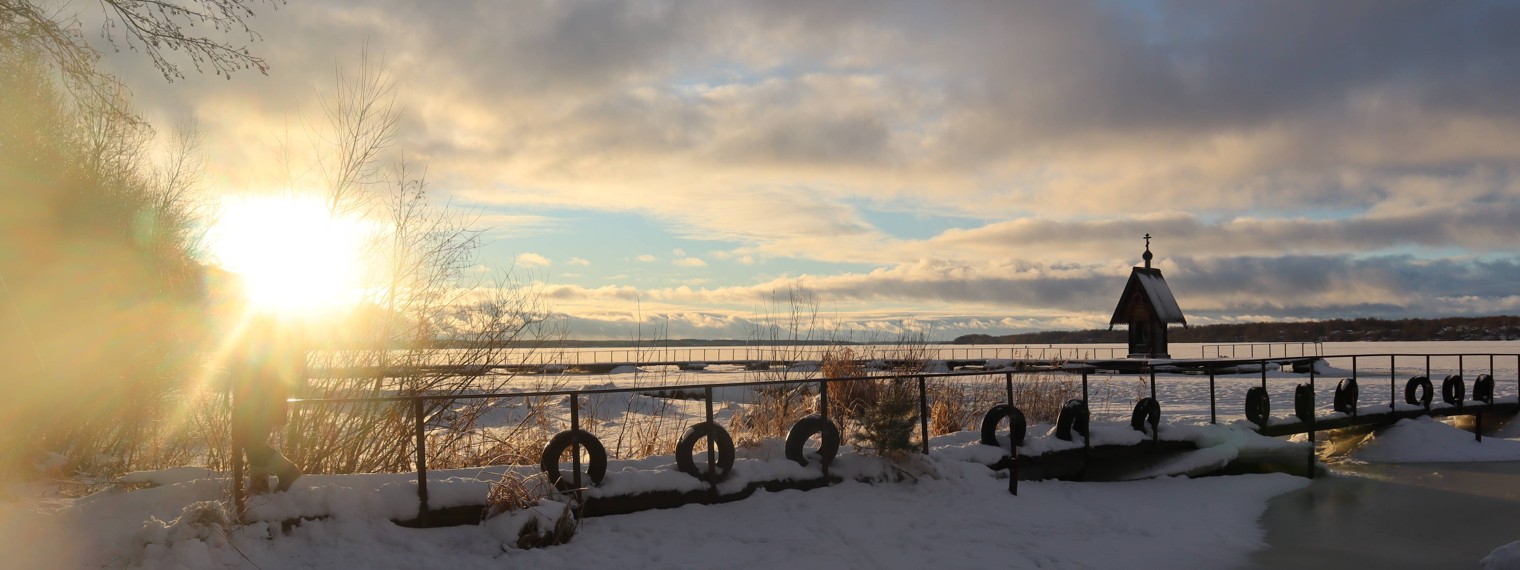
1254;460;1520;569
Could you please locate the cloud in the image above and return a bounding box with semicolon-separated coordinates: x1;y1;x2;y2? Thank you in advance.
93;0;1520;331
567;257;591;266
636;254;657;262
526;253;1520;336
673;257;707;267
515;252;552;267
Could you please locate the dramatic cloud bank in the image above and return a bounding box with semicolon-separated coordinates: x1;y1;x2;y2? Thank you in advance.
104;0;1520;338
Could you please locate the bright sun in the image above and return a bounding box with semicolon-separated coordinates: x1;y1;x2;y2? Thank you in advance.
206;193;376;316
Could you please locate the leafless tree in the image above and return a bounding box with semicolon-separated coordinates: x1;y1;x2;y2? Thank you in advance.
1;0;280;117
284;60;560;474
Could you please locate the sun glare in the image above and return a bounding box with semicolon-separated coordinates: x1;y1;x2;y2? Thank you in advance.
206;193;376;317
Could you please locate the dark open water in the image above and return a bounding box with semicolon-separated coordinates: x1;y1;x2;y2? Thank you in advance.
1251;461;1520;569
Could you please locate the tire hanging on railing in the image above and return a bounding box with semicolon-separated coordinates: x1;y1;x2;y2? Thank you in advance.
1293;383;1314;422
979;404;1027;447
675;421;736;483
1405;376;1433;408
540;429;608;492
1129;397;1161;435
1442;374;1465;405
1333;378;1358;415
784;414;840;467
1055;399;1089;442
1245;387;1270;428
1474;374;1496;404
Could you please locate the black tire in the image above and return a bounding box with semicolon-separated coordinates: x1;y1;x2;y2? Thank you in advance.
1333;378;1358;414
1474;374;1496;404
1129;397;1161;435
1055;399;1089;442
674;421;736;483
1245;387;1270;428
1442;374;1465;405
1294;383;1314;422
1405;376;1433;408
540;429;608;492
979;404;1027;447
784;414;840;467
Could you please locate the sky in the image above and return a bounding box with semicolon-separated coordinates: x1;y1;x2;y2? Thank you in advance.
87;0;1520;341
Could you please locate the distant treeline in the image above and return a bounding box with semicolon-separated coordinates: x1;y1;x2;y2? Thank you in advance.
953;316;1520;344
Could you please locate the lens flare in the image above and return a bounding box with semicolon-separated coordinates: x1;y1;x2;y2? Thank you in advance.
205;193;376;317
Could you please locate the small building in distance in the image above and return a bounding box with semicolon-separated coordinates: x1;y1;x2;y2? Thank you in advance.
1109;235;1187;359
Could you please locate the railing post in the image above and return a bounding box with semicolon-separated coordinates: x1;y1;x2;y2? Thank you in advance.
917;376;930;456
705;386;717;499
1307;366;1316;479
1208;366;1217;424
1005;372;1017;495
1080;369;1089;405
819;378;830;480
1355;357;1368;419
1390;355;1397;412
414;398;429;525
571;395;582;490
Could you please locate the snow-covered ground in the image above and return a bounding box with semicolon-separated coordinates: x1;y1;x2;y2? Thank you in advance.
6;341;1520;569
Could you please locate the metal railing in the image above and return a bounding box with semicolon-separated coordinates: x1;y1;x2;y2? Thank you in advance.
1200;341;1324;359
237;351;1520;523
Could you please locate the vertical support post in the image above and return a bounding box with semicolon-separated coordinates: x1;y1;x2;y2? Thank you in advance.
570;394;582;490
1261;365;1268;393
1307;367;1316;479
1425;355;1431;385
705;386;717;499
1004;372;1017;496
1085;370;1092;403
1390;355;1397;412
1476;408;1484;443
819;379;830;480
1350;355;1358;417
1208;366;1217;424
1148;365;1159;444
1084;370;1093;458
414;398;430;525
918;376;930;456
819;379;830;420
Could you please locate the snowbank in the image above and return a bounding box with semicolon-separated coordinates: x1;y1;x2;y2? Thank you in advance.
23;460;1308;569
1483;540;1520;570
1349;417;1520;463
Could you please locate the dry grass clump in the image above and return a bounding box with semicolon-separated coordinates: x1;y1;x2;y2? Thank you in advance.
927;379;1002;435
428;430;549;470
484;470;577;549
485;470;551;519
1012;373;1079;424
729;384;814;448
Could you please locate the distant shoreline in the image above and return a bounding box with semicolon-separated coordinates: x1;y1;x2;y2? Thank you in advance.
392;315;1520;350
953;315;1520;345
